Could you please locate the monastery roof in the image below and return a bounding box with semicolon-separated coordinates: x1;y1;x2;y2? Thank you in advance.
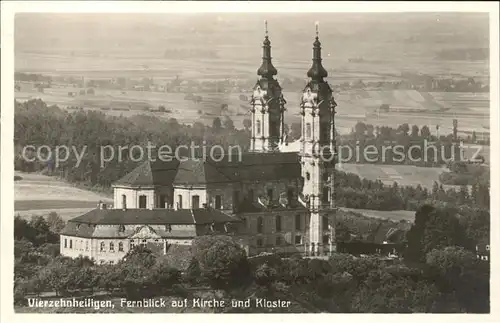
68;208;241;225
114;152;301;187
61;208;241;238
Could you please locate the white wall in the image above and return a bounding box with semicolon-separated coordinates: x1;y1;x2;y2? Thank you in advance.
114;187;155;209
173;186;207;209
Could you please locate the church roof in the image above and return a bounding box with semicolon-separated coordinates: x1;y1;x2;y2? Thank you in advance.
114;152;301;187
113;159;179;187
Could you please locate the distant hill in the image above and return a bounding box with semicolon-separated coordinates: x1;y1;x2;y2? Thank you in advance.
435;48;489;61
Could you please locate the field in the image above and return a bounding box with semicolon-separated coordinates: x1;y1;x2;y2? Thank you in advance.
337;164;449;190
15;85;490;135
340;207;416;223
15;171;112;220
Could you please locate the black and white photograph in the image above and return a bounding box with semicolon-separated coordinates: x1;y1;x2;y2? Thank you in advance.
1;1;498;318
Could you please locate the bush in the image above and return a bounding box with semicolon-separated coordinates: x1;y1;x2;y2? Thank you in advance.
191;235;251;291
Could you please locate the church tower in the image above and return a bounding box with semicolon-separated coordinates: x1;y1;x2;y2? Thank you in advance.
299;24;337;256
250;21;286;152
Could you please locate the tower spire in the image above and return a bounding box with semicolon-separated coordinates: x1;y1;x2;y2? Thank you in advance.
257;20;277;78
307;22;328;82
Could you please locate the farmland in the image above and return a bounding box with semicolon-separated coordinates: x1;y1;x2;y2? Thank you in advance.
14;85;490;136
14;171;112;220
337;163;449;190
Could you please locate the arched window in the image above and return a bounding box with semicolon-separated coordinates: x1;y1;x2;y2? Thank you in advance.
306;123;312;139
256;120;261;135
69;240;73;249
122;194;127;209
275;215;282;232
322;216;329;230
119;225;125;232
118;242;124;252
109;242;114;252
322;187;330;203
257;217;264;234
139;195;147;209
295;214;301;230
100;242;105;252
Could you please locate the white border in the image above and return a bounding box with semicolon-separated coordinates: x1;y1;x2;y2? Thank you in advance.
1;1;499;323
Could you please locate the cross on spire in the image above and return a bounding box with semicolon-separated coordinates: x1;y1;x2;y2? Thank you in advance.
265;20;268;37
315;21;319;37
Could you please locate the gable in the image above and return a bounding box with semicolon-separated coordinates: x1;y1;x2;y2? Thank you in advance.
129;225;162;239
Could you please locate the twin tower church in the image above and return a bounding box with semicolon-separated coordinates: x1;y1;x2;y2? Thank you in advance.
59;25;339;263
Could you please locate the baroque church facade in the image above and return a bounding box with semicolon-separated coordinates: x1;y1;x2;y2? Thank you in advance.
60;26;338;263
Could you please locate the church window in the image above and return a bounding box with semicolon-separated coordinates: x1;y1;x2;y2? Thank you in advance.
192;195;200;209
139;195;147;209
100;242;105;252
122;194;127;209
294;235;302;245
256;120;261;135
109;242;114;252
323;235;330;245
64;238;67;248
119;225;125;233
69;240;73;249
178;195;183;209
232;190;239;212
322;187;330;203
257;217;264;234
118;242;123;252
306;123;312;139
267;188;273;200
215;195;222;209
248;189;254;201
295;214;301;231
275;215;282;232
159;194;167;208
322;216;329;230
287;188;294;205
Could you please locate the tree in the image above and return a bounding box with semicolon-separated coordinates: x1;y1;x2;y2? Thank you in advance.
411;125;420;138
212;117;222;131
220;103;229;114
254;263;278;289
426;246;489;313
223;116;235;131
47;212;65;233
421;125;431;139
398;123;410;136
191;235;250;291
243;119;252;131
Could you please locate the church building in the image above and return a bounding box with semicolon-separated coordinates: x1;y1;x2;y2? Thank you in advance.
60;24;338;263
